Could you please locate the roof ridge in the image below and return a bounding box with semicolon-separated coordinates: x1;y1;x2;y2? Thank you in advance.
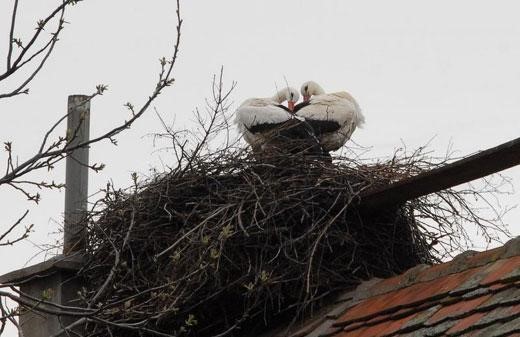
350;236;520;301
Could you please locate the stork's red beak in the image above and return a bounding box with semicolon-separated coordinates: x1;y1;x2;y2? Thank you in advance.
288;100;295;111
303;95;311;102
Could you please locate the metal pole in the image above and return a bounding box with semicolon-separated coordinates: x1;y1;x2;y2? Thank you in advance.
63;95;90;255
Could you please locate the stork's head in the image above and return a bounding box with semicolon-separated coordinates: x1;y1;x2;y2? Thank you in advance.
301;81;325;102
273;87;300;111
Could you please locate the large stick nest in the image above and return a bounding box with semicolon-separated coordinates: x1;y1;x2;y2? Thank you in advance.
80;150;500;337
78;75;508;336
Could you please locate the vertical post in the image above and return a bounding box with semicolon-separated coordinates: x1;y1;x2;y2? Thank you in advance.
63;95;90;255
0;95;89;337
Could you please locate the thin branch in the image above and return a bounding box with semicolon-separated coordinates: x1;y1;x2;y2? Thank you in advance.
6;0;19;70
0;0;74;82
0;210;30;246
0;3;67;99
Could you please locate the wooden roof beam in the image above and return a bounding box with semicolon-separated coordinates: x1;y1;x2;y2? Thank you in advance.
359;136;520;208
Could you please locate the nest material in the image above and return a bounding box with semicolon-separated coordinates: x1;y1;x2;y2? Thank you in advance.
78;74;508;336
81;152;438;337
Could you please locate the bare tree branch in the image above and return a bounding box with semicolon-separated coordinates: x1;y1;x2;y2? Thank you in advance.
1;0;78;84
0;210;31;246
6;0;19;70
0;0;182;258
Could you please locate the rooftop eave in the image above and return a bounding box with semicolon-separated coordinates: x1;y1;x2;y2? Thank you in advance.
0;252;83;285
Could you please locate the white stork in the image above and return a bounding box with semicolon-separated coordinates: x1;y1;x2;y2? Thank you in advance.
294;81;365;152
235;87;323;155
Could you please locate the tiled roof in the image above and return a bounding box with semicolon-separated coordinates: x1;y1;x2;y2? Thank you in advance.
275;236;520;337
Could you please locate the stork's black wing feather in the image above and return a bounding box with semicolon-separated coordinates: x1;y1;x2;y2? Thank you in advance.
246;119;327;156
304;119;341;134
278;119;316;140
276;104;292;113
247;119;315;138
276;119;325;155
274;101;311;114
248;122;287;134
293;101;311;113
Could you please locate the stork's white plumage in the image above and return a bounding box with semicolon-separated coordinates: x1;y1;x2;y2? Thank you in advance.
295;81;365;152
235;87;300;150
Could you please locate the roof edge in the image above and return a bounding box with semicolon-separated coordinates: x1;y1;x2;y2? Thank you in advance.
0;253;83;284
352;236;519;302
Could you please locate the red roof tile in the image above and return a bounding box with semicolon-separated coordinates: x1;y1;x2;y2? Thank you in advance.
480;256;520;285
275;236;520;337
426;294;492;325
445;311;487;335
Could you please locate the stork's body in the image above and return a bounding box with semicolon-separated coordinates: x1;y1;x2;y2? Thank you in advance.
296;81;365;152
235;88;323;155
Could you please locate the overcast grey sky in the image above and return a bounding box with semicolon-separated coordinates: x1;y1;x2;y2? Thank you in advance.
1;1;520;335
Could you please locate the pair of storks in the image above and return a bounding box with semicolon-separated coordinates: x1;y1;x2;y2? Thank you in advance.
235;81;365;157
